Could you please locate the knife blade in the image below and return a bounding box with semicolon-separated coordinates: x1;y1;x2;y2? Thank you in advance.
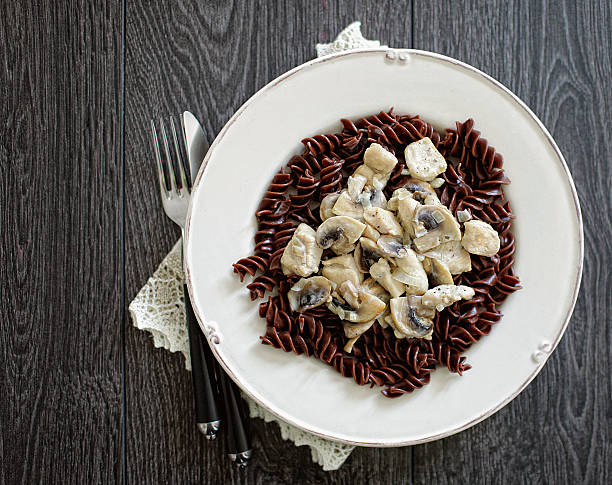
182;111;209;186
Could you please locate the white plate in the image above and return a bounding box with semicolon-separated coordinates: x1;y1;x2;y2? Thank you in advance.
185;49;583;446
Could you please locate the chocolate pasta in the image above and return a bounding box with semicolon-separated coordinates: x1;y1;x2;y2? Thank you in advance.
233;110;520;397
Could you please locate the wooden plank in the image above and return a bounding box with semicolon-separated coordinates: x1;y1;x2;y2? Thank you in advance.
0;1;123;483
411;0;611;483
123;0;417;482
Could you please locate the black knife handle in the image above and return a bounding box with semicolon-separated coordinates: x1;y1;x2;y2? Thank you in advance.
184;284;221;439
219;370;252;467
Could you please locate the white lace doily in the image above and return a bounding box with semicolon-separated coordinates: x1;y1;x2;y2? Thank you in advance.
316;21;386;57
129;22;385;472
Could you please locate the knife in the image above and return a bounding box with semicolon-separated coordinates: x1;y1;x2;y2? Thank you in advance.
183;111;252;467
181;111;221;439
182;111;252;466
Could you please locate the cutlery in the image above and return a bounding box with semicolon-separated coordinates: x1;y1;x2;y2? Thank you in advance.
150;116;221;440
219;370;252;467
181;112;252;467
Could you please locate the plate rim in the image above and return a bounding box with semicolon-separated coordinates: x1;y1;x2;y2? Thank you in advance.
184;48;584;446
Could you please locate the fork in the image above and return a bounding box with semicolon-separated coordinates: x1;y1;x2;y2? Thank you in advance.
150;117;221;440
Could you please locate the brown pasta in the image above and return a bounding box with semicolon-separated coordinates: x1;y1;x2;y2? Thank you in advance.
318;157;345;200
233;111;521;397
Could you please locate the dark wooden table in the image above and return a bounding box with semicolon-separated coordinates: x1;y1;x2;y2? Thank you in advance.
1;1;610;483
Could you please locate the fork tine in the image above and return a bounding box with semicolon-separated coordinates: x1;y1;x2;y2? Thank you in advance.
150;120;168;197
171;116;189;192
160;118;178;195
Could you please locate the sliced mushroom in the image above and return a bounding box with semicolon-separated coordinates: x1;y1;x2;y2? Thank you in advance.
403;177;438;204
343;318;377;353
329;280;359;313
343;336;359;353
378;313;391;330
381;313;405;338
387;188;411;211
383;312;419;339
362;224;381;241
347;174;368;200
422;284;475;311
412;205;461;252
327;280;386;323
428;257;454;285
423;241;472;275
354;237;387;273
461;220;501;257
319;192;341;221
369;258;406;298
333;185;389;221
343;319;376;339
358;187;387;209
387;187;418;212
377;235;410;258
316;216;366;255
362;277;391;304
397;195;421;237
322;254;363;288
363;143;398;174
363;207;403;237
353;164;376;183
403;138;447;182
370;173;391;191
354;164;391;191
389;296;435;339
287;276;334;313
280;223;323;276
332;190;364;220
392;249;429;295
363;278;393;333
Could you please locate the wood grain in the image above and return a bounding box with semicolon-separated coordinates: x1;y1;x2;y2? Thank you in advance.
411;1;611;484
1;0;610;483
0;1;123;484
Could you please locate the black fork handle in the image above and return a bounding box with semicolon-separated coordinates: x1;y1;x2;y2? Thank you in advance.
184;284;221;439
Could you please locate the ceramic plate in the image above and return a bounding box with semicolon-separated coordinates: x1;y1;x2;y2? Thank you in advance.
184;49;583;446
